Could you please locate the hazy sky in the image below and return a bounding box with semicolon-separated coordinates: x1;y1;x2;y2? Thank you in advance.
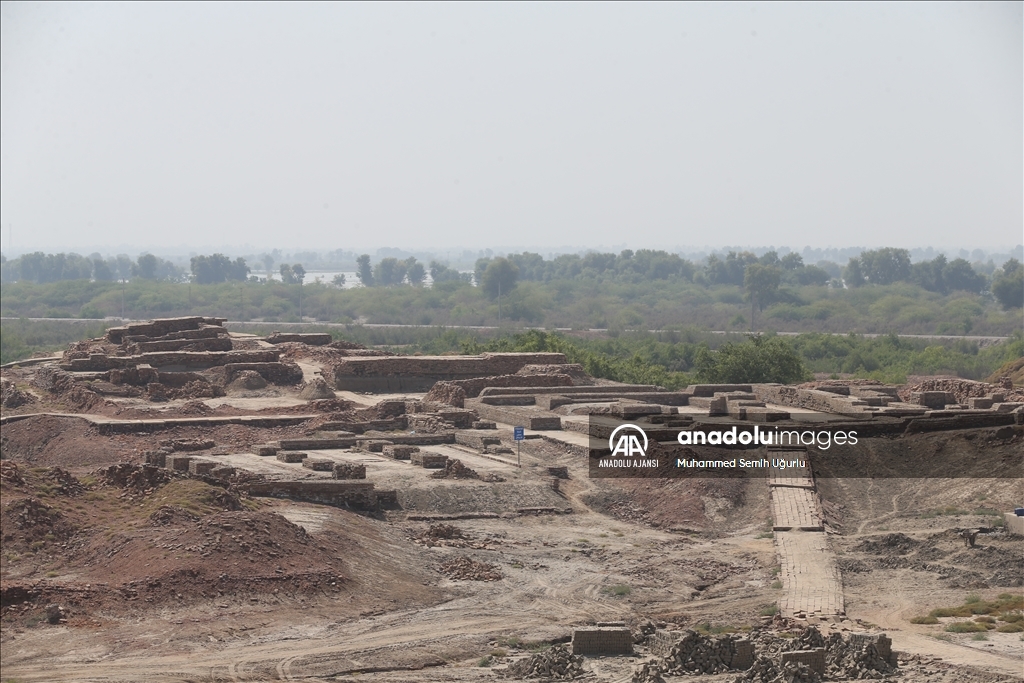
1;2;1021;254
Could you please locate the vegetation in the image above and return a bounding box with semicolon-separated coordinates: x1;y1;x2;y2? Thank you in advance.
909;593;1024;632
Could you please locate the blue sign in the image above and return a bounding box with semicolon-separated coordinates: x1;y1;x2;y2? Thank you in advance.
513;426;525;441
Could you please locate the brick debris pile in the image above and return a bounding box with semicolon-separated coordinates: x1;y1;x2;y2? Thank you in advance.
437;556;502;581
633;627;896;683
1;378;36;408
502;645;586;680
632;631;750;681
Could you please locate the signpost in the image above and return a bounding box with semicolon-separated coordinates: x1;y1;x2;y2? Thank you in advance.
513;426;524;468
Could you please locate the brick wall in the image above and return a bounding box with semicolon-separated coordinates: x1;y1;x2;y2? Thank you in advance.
247;480;377;510
571;628;633;655
780;649;825;673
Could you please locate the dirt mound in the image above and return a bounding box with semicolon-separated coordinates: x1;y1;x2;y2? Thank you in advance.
854;533;920;555
438;556;501;581
170;380;224;399
27;509;350;613
898;378;1024;404
423;381;467;408
177;400;215;415
986;356;1024;388
502;645;584;680
1;378;36;409
0;415;121;467
297;377;336;400
160;438;215;452
1;497;78;553
227;370;267;391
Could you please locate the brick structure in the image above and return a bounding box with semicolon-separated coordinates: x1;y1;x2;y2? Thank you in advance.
265;332;333;345
277;451;307;463
329;352;569;392
165;455;193;472
277;438;355;450
333;463;366;479
188;460;216;475
780;649;825;674
411;452;448;468
381;444;417;459
248;480;377;509
301;459;334;471
571;627;633;656
251;444;279;456
848;633;895;665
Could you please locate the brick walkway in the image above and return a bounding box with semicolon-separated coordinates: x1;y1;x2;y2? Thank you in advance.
768;448;845;618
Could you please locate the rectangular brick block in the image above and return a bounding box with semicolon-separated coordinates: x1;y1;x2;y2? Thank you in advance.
365;440;396;454
967;397;993;409
381;444;416;459
189;460;216;475
411;452;448;468
277;451;307;463
571;628;633;656
165;455;192;471
333;463;366;479
251;444;279;456
301;459;334;471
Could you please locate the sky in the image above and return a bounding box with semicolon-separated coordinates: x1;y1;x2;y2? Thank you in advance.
1;1;1021;255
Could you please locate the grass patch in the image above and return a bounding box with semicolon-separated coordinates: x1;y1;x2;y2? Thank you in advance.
971;633;989;641
477;656;492;667
756;532;774;539
910;615;939;624
759;604;779;617
945;621;988;633
771;580;783;590
996;622;1024;633
601;584;632;597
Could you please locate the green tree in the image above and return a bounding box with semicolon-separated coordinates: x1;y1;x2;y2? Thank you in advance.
356;254;374;286
843;258;865;287
481;257;519;299
991;259;1023;309
406;258;426;286
859;248;911;285
695;335;807;383
744;263;781;329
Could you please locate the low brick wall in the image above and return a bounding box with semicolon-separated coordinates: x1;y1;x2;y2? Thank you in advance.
277;451;307;463
330;352;568;392
412;452;447;468
301;459;334;471
465;400;562;430
66;349;280;372
571;627;633;655
106;316;225;344
166;455;193;471
278;438;356;450
188;460;216;475
265;332;333;345
252;444;279;456
381;444;417;460
248;480;377;510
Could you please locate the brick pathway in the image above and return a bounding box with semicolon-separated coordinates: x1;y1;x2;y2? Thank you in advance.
768;448;845;618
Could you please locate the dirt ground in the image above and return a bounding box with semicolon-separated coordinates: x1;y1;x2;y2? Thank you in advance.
2;347;1023;683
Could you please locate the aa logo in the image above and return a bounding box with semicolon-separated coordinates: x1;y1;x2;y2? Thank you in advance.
608;424;648;458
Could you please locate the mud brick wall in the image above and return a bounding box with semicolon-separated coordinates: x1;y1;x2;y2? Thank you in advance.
277;438;355;450
108;365;159;386
780;649;825;674
478;385;659;397
156;371;210;387
447;373;574;399
301;459;334;471
123;326;224;344
649;630;678;656
685;384;754;397
330;352;568;392
66;349;281;372
247;480;377;510
127;337;233;354
106;316;225;344
277;452;307;463
189;460;216;475
333;463;366;479
571;628;633;655
753;385;885;415
265;332;333;345
363;433;454;446
455;433;501;449
464;400;562;430
252;444;279;456
411;452;447;468
220;362;303;385
164;455;193;471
